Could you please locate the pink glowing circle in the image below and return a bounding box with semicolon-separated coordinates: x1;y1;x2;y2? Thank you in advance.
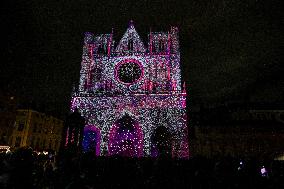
115;59;144;85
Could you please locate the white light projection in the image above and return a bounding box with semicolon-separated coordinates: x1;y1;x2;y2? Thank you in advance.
71;21;189;158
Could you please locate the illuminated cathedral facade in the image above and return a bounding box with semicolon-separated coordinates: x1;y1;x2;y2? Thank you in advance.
70;21;189;158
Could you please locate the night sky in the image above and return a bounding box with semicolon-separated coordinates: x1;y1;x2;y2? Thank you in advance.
1;0;283;118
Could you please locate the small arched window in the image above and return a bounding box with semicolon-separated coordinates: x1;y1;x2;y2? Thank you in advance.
97;44;105;54
152;41;156;53
128;39;133;51
159;40;165;52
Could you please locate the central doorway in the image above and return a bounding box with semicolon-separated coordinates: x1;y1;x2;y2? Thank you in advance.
108;114;143;157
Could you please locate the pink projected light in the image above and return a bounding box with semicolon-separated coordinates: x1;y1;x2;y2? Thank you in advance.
114;58;145;86
108;117;143;157
71;21;189;158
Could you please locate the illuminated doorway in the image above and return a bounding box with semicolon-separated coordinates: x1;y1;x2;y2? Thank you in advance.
108;114;143;157
82;125;101;156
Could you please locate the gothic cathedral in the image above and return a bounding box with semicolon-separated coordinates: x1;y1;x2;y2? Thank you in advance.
70;21;189;158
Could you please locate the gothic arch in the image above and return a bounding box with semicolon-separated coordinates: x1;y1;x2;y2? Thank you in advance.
151;126;173;158
82;125;101;156
108;113;143;157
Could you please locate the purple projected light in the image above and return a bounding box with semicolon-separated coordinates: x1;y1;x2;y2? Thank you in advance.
82;125;101;156
115;59;144;85
108;114;143;157
70;21;189;158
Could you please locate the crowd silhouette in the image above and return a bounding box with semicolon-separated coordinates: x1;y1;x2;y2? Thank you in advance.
0;147;283;188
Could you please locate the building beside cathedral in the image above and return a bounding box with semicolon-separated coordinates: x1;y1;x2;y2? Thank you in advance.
9;109;64;152
191;105;284;160
70;21;189;158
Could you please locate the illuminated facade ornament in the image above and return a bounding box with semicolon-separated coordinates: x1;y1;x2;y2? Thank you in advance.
71;21;189;158
62;109;85;150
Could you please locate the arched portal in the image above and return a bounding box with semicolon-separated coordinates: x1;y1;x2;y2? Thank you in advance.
108;114;143;157
151;126;172;158
82;125;101;156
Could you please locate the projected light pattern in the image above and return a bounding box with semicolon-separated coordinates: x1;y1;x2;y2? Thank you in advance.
82;125;101;156
116;60;143;84
108;114;143;157
71;21;189;158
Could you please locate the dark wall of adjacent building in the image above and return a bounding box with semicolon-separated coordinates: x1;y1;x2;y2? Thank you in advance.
190;104;284;160
0;94;17;145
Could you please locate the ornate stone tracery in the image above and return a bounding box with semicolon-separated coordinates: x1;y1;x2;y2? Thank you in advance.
71;21;189;158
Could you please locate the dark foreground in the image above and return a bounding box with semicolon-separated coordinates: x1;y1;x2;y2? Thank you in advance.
0;148;283;189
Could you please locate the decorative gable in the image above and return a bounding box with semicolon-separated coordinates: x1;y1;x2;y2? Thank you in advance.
73;21;189;158
115;21;146;54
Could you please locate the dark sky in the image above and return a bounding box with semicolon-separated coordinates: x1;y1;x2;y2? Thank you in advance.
1;0;283;117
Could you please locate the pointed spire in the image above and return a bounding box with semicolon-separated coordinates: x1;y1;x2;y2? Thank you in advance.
108;28;114;56
115;20;146;53
129;20;134;28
